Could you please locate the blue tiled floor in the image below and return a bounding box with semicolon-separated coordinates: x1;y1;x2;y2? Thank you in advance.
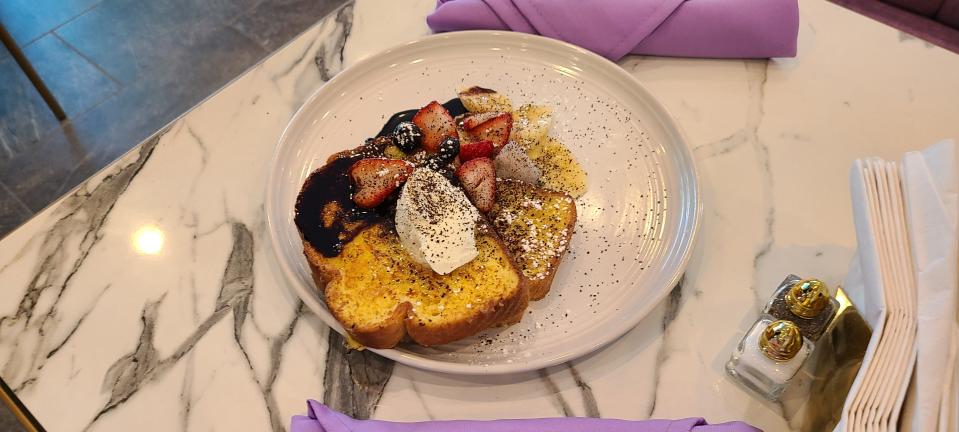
0;0;347;242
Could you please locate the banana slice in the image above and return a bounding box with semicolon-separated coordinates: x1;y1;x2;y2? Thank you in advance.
510;104;552;150
458;87;512;113
530;136;587;198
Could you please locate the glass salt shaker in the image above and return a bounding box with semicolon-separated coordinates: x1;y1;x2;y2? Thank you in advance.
726;319;813;400
763;276;839;341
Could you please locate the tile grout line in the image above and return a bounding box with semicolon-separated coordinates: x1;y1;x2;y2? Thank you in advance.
6;87;123;189
229;0;270;26
226;0;288;53
51;32;125;88
7;2;278;211
223;24;271;56
14;0;108;47
3;0;353;222
0;181;35;218
52;154;94;201
229;0;356;53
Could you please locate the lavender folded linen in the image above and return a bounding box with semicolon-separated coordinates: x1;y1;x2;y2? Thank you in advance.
426;0;799;60
291;401;761;432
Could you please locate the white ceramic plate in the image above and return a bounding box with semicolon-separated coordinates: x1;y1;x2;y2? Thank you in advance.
266;31;699;375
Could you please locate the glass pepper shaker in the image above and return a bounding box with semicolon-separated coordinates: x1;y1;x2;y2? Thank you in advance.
726;319;813;400
763;276;838;341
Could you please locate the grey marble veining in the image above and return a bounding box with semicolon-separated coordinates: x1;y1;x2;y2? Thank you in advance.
536;362;600;418
690;60;774;311
647;280;684;417
311;3;353;82
323;332;394;420
567;364;599;417
0;135;158;395
538;369;573;415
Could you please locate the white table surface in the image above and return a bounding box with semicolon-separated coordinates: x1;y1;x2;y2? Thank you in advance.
0;1;956;431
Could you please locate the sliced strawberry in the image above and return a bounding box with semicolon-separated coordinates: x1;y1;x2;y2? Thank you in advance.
458;139;494;162
461;111;503;130
455;157;496;212
349;158;414;208
466;112;512;154
412;101;456;153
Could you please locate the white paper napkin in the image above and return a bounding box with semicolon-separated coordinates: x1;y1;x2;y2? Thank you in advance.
836;160;890;432
853;160;917;432
900;139;958;432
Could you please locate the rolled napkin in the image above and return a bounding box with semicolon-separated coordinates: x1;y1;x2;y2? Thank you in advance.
426;0;800;60
292;401;761;432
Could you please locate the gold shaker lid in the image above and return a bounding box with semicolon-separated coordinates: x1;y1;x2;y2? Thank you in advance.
785;279;830;319
758;320;803;361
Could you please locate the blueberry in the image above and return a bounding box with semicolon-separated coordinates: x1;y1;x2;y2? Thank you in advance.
420;157;456;180
416;136;460;172
419;155;449;174
435;136;460;165
392;121;422;153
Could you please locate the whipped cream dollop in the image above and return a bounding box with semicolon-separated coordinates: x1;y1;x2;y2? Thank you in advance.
495;141;541;184
395;168;479;274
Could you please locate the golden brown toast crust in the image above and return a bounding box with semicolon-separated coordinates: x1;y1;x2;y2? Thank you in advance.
302;223;528;349
489;179;577;301
304;242;411;349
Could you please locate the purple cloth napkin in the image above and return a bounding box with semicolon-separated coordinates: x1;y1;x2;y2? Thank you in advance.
291;401;762;432
427;0;799;60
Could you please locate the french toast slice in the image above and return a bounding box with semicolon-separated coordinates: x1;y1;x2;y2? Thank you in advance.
303;222;528;348
488;179;577;301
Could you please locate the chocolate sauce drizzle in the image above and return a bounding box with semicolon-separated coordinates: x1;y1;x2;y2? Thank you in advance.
295;98;467;257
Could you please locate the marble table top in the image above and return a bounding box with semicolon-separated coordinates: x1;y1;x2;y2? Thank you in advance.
0;1;957;431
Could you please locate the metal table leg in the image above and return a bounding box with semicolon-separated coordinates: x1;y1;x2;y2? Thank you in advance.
0;22;66;121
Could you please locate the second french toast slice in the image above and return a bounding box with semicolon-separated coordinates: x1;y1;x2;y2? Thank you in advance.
488;179;577;300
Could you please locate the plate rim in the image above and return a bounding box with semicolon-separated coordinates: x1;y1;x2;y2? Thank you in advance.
265;30;702;375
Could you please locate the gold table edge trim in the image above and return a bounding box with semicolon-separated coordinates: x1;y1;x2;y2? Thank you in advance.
0;379;41;432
